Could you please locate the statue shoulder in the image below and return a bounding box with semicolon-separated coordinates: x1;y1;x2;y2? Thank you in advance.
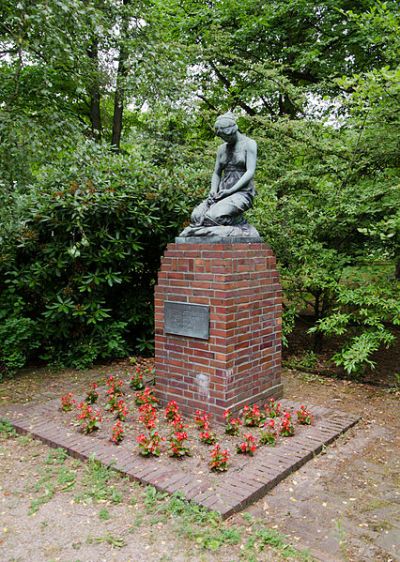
243;136;257;156
244;137;257;150
216;143;227;159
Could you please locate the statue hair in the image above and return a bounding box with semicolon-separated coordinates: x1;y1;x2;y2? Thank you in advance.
214;112;238;133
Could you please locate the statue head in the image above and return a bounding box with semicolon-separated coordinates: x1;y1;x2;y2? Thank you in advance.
214;112;238;144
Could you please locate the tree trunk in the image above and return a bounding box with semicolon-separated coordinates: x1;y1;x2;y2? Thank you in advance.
111;0;130;151
87;40;102;140
278;93;297;118
395;258;400;280
312;289;324;353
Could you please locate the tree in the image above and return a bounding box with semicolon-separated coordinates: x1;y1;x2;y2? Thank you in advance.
0;0;106;185
1;0;399;376
159;0;388;118
249;2;400;373
156;0;400;373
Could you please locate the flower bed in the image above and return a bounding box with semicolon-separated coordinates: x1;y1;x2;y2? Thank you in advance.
57;370;316;475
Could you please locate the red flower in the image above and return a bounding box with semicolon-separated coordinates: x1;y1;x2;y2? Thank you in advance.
236;433;257;455
138;403;157;429
168;429;190;457
76;402;102;433
280;411;295;437
296;405;313;425
209;444;230;472
225;415;242;436
265;398;282;418
165;400;180;423
242;404;266;427
194;410;210;430
199;430;217;445
116;399;128;421
135;386;159;406
130;366;145;390
60;393;75;412
111;420;124;444
136;430;164;457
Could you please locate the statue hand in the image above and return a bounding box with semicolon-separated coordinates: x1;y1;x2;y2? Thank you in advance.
213;191;226;201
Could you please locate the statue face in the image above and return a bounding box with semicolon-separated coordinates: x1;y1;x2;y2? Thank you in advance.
216;127;237;144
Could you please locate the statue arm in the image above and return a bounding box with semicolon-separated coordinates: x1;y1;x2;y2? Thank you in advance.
215;139;257;199
209;146;224;198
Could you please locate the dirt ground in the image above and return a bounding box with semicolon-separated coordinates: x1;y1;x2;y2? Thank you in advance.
0;364;399;562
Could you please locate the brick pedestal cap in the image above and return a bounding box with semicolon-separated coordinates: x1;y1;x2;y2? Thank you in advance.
154;240;283;421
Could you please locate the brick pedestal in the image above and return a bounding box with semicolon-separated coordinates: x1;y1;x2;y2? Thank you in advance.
154;240;283;421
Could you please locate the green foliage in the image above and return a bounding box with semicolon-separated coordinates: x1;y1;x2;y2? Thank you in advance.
0;315;39;373
45;448;68;465
0;419;17;438
284;351;318;372
1;0;399;377
98;507;111;521
310;281;400;373
160;0;387;117
250;111;400;373
244;2;400;374
248;528;312;560
88;532;127;548
0;138;198;368
74;455;124;504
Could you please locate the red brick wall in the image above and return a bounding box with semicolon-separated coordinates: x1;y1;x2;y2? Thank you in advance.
154;242;283;421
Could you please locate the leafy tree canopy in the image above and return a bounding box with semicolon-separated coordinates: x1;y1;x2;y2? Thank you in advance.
0;0;399;375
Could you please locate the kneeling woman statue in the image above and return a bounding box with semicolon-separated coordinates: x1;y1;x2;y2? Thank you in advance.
180;112;261;238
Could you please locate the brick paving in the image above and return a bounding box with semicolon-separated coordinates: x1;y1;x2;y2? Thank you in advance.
0;398;359;519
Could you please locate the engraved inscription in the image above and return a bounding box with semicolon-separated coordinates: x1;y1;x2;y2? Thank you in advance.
164;301;210;340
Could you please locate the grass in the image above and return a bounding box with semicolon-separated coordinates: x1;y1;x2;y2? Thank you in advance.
17;435;32;445
45;448;68;465
283;351;319;372
98;507;111;520
335;519;349;562
136;488;313;560
29;476;56;515
298;372;327;384
5;427;314;560
359;498;391;513
87;532;127;548
57;466;77;490
24;442;313;560
0;419;17;438
28;450;125;515
74;455;124;504
244;528;312;560
29;448;72;514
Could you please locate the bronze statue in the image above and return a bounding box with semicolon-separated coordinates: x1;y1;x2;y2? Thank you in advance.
180;112;261;238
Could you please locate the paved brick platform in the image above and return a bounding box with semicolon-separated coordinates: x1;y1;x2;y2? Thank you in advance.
0;399;359;519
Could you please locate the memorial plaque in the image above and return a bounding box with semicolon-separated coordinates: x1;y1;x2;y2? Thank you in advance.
164;301;210;340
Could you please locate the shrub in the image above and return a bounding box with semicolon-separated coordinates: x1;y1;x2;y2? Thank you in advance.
0;140;197;369
0;315;39;375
